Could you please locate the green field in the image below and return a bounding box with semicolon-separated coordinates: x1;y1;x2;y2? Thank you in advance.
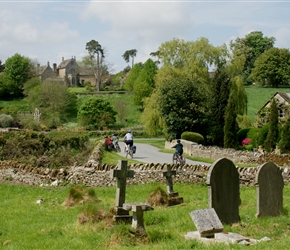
1;181;290;249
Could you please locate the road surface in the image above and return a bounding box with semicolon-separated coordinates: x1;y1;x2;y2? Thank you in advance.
117;142;211;166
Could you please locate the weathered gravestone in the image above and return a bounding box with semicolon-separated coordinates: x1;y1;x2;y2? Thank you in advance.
162;165;184;205
255;162;284;218
123;202;153;236
189;208;223;237
110;160;134;222
206;158;240;224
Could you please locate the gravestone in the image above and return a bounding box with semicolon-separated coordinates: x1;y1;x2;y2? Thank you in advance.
110;160;134;222
189;208;223;237
206;158;240;224
255;162;284;217
162;165;184;205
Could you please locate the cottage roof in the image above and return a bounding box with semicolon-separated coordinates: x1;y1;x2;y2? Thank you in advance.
35;63;51;76
257;91;290;114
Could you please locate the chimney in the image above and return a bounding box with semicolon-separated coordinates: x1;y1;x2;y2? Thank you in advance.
62;57;64;62
47;61;50;67
53;63;57;72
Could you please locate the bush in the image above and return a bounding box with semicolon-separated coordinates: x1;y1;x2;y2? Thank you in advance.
181;131;205;145
237;128;250;144
0;114;14;128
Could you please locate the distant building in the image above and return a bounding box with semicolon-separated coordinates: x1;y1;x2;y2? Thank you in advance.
35;56;96;87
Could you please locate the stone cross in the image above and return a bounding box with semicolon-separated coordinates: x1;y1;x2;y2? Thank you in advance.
163;165;176;194
110;160;134;207
33;108;41;122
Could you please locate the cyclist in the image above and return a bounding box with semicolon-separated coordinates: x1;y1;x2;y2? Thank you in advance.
104;136;114;151
172;139;183;159
111;133;120;152
123;130;133;152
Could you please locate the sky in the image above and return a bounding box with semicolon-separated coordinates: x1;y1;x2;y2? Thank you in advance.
1;0;290;73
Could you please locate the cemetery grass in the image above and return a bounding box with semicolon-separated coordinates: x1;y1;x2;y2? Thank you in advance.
1;181;290;249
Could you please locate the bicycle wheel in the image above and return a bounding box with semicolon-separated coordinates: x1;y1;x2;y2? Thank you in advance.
172;154;178;164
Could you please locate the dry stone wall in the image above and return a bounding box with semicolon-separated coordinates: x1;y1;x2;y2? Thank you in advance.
0;140;290;187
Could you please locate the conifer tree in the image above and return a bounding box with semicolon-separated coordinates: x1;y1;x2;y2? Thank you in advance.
208;64;231;146
224;84;239;149
278;117;290;153
264;99;279;152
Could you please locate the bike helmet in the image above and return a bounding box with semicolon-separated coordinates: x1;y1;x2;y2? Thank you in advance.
128;130;131;133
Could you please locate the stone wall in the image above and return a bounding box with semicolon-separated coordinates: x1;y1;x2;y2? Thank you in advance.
165;140;290;167
0;140;290;187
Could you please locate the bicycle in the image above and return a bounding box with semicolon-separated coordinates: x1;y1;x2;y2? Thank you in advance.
125;144;134;159
172;153;186;165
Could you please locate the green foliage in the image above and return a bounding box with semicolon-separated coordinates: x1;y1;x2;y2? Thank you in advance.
264;99;279;152
123;62;143;90
230;31;275;85
208;63;231;146
78;97;117;129
158;77;207;140
252;47;290;87
0;114;13;127
23;80;78;129
224;86;239;149
237;128;250;144
256;124;269;148
122;49;137;68
181;131;205;145
278;117;290;153
3;53;35;98
0;131;92;167
133;58;158;107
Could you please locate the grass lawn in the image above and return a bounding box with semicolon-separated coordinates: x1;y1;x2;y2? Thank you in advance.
1;181;289;249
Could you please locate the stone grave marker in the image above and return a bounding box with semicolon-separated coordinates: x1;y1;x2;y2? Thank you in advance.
110;160;134;222
189;208;223;237
255;162;284;217
206;158;240;224
162;165;184;205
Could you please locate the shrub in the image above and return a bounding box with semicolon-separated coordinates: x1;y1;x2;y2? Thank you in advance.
0;114;13;128
237;128;250;144
181;131;205;145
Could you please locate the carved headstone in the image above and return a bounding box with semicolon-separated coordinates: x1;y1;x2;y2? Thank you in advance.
255;162;284;217
206;158;240;224
189;208;223;237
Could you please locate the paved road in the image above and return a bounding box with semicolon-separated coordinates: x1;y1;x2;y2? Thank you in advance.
117;141;211;166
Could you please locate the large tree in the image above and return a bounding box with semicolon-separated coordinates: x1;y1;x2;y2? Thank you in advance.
4;53;35;97
123;62;143;91
208;63;231;146
251;47;290;87
158;77;207;140
133;58;158;107
85;40;105;91
230;31;275;85
122;49;137;68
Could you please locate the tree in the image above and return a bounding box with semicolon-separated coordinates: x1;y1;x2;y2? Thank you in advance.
264;99;279;152
123;62;143;91
23;79;77;128
122;49;137;68
278;117;290;153
78;97;117;129
133;59;158;107
85;40;105;91
0;60;4;72
230;31;275;85
4;53;35;97
158;77;207;140
223;84;239;149
251;47;290;87
208;63;231;146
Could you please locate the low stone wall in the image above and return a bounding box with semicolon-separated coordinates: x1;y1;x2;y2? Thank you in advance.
1;140;290;187
165;140;290;167
0;160;289;187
